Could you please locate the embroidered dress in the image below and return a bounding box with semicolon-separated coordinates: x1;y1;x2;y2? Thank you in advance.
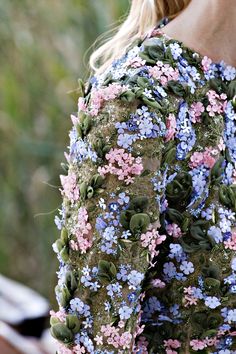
50;18;236;354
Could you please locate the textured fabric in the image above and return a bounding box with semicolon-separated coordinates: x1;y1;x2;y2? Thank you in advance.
50;18;236;354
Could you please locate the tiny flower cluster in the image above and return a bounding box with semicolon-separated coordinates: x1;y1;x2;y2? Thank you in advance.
148;60;179;85
206;89;227;117
98;147;143;185
70;207;93;253
88;83;128;116
189;146;218;169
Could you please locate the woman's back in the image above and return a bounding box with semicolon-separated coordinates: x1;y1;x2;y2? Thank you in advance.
50;18;236;354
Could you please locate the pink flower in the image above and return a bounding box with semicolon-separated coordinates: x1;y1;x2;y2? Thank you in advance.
70;207;93;253
204;154;216;168
89;83;127;116
184;295;198;306
133;336;149;354
183;287;198;307
140;228;166;260
184;286;193;294
164;339;181;349
201;56;212;72
206;89;227;117
151;278;166;288
73;344;86;354
78;97;87;112
126;56;146;68
148;61;179;84
70;114;79;126
164;339;181;354
166;223;182;238
217;328;228;336
98;148;143;185
118;320;125;328
165;113;177;141
189;102;205;123
58;344;74;354
119;332;132;349
189;147;217;169
190;339;206;351
49;309;66;322
204;336;219;346
59;170;80;203
224;231;236;250
101;324;117;336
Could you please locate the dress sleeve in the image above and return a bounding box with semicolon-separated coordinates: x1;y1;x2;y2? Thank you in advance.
49;57;169;354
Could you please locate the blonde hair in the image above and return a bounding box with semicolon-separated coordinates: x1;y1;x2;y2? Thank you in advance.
89;0;191;75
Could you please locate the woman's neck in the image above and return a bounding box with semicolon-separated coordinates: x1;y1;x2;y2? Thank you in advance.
161;0;236;67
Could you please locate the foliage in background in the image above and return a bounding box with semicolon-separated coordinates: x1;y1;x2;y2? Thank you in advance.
0;0;129;304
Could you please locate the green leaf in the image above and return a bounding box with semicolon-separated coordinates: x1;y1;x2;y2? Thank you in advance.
50;323;74;343
167;80;186;97
97;260;117;283
129;213;150;234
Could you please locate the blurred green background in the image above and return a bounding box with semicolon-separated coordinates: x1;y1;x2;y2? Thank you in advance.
0;0;129;306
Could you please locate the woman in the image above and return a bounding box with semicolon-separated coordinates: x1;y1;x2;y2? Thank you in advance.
50;0;236;353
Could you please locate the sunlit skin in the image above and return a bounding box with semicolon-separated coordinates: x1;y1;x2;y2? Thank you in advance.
160;0;236;67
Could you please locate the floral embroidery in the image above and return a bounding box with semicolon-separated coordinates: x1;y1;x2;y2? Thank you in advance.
97;147;143;185
50;16;236;354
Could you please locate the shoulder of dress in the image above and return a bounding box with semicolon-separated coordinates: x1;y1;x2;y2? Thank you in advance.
77;28;187;120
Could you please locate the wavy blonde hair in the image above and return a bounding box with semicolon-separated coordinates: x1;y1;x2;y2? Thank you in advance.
89;0;191;75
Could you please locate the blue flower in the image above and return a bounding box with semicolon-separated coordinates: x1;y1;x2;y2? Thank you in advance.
70;297;91;316
223;162;235;185
208;226;223;243
117;266;128;281
163;262;177;278
169;304;180;316
95;216;107;231
169;42;182;59
180;261;194;275
106;282;122;297
204;296;221;309
227;309;236;323
175;272;187;281
108;201;120;213
139;117;154;136
224;101;236;163
192;287;204;299
69;136;97;164
169;243;186;262
201;205;215;220
153;85;167;98
231;258;236;271
117;192;130;205
223;65;236;81
127;291;138;303
119;305;133;320
127;270;144;289
100;242;116;255
102;226;117;241
176;101;196;159
117;132;135;149
144;296;162;315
